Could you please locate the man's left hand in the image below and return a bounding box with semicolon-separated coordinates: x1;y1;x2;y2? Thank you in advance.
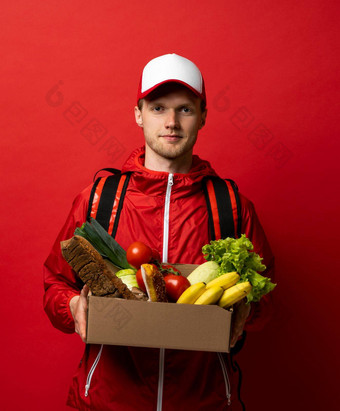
230;299;251;348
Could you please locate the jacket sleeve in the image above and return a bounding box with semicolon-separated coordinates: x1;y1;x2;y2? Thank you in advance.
239;193;275;332
43;186;91;334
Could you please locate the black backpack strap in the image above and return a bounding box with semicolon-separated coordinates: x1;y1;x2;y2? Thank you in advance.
87;170;131;237
92;167;121;182
202;176;242;240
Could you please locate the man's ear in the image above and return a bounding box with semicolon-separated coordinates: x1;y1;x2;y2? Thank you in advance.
134;106;143;128
199;109;207;129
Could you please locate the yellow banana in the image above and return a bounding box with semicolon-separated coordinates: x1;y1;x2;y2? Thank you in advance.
206;272;240;290
218;281;252;308
194;286;224;305
177;282;206;304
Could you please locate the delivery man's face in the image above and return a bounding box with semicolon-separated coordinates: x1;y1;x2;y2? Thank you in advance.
134;84;207;161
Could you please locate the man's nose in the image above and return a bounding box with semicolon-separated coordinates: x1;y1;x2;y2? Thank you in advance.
165;110;179;129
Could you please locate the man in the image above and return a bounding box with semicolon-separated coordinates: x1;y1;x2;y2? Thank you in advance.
44;53;274;410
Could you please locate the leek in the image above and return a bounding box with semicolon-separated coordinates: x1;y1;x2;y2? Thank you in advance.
74;218;132;269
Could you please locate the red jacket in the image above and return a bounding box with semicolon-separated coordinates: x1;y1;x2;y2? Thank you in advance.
43;146;274;410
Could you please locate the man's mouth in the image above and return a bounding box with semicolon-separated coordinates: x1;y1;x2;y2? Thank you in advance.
160;134;182;141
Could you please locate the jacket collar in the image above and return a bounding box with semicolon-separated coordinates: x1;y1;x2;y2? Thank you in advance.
121;146;218;197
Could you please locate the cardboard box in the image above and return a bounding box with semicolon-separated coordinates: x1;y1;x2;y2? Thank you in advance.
86;264;232;352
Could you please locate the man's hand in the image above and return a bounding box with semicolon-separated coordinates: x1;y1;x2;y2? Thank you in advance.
230;298;251;348
69;285;90;342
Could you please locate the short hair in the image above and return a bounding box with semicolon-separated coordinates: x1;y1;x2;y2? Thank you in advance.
138;98;206;113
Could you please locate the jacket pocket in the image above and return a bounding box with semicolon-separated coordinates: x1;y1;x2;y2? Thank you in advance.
85;345;103;397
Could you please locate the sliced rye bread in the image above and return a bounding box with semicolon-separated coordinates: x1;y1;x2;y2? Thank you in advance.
60;235;138;300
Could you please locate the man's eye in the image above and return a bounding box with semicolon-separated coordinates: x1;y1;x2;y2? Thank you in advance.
153;106;163;112
180;107;192;113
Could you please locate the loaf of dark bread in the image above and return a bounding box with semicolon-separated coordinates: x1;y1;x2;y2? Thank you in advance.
60;235;138;300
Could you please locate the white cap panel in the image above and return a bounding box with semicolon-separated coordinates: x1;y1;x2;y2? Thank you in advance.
141;54;203;94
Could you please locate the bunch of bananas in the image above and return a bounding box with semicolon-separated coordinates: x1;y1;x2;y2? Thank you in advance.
177;272;252;308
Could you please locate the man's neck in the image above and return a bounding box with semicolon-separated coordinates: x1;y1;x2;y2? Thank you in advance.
144;147;193;174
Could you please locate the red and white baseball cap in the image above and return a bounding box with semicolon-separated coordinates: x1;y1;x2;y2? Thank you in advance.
137;53;206;104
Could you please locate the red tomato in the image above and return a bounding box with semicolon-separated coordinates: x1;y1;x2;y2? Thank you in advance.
164;274;191;302
126;241;152;269
136;268;146;293
151;248;161;262
159;263;182;276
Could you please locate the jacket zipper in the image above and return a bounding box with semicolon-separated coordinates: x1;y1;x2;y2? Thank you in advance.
217;352;231;406
162;173;173;262
85;345;103;397
157;173;174;411
157;347;165;411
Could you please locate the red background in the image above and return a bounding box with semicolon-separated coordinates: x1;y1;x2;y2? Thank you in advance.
1;1;339;409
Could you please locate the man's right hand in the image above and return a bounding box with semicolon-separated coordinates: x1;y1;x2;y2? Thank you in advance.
69;284;90;342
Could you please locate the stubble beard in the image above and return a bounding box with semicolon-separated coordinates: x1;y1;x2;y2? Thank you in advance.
145;136;197;160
